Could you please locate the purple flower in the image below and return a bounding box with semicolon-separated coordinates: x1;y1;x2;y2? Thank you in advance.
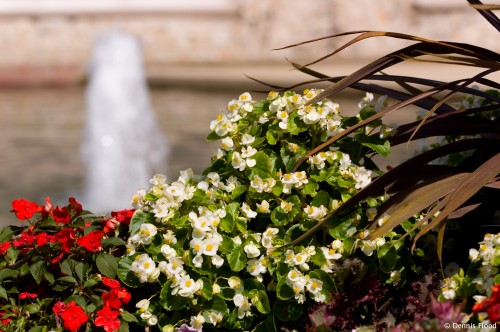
430;296;464;324
176;324;200;332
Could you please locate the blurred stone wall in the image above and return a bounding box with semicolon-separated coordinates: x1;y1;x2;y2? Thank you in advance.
0;0;497;82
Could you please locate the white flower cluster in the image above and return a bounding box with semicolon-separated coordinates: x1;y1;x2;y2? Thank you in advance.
286;269;325;303
469;233;500;296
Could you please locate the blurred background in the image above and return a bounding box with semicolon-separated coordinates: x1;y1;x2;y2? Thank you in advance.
1;0;499;225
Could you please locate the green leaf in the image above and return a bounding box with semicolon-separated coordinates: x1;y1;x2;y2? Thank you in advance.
311;190;331;207
0;286;7;300
254;290;271;314
75;262;90;282
276;278;294;300
0;269;19;282
266;130;279;145
24;304;40;314
310;269;337;294
97;253;118;279
60;258;76;277
117;256;142;288
201;277;213;300
253;316;277;332
83;279;99;288
273;299;303;322
363;140;391;157
120;311;139;323
0;226;16;243
101;237;127;247
230;185;247;200
251;151;274;179
227;246;247;272
377;243;397;273
302;179;319;196
30;261;45;284
130;211;153;234
287;112;308;135
160;281;189;310
117;320;129;332
206;131;222;141
58;276;78;284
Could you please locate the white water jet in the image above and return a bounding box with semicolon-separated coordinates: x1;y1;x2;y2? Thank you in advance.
81;29;169;213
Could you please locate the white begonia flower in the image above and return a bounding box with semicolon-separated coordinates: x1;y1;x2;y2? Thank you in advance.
247;257;267;279
190;313;205;331
239;92;252;102
390;270;402;286
202;238;219;256
228;276;242;289
190;238;203;255
131;254;156;283
191;227;206;239
244;242;261;258
138;223;157;244
207;311;223;326
215;148;226;159
281;200;294;214
163;230;177;244
166;257;184;276
176;275;199;297
339;153;352;171
211;254;224;267
136;299;150;312
358;92;374;109
304;205;327;221
306;277;323;295
292;171;308;187
250;175;265;192
241;146;257;158
161;244;177;259
231;152;247;171
270;96;288;113
373;237;386;248
192;254;203;268
225;176;240;192
232;236;242;245
241;134;256;145
150;174;167;186
257;200;271;214
321;246;342;261
131;188;146;209
361;240;376;256
197;181;209;191
309;154;326;170
153;197;174;220
241;203;257;219
233;294;252;319
221;137;234;151
366;208;377;221
193;216;211;232
353;167;372;189
469;248;479;261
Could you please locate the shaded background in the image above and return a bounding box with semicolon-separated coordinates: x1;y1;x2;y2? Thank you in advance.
1;0;499;225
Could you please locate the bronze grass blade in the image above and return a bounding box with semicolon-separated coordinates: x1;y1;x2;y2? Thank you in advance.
412;153;500;245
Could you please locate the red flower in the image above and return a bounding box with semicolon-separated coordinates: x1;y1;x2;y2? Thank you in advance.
11;199;39;220
53;228;76;253
19;292;38;300
473;284;500;323
94;306;120;332
53;206;71;225
111;209;135;225
102;277;121;289
0;242;10;255
36;232;51;247
102;292;122;309
77;231;104;252
53;301;88;332
12;231;36;248
68;197;83;215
